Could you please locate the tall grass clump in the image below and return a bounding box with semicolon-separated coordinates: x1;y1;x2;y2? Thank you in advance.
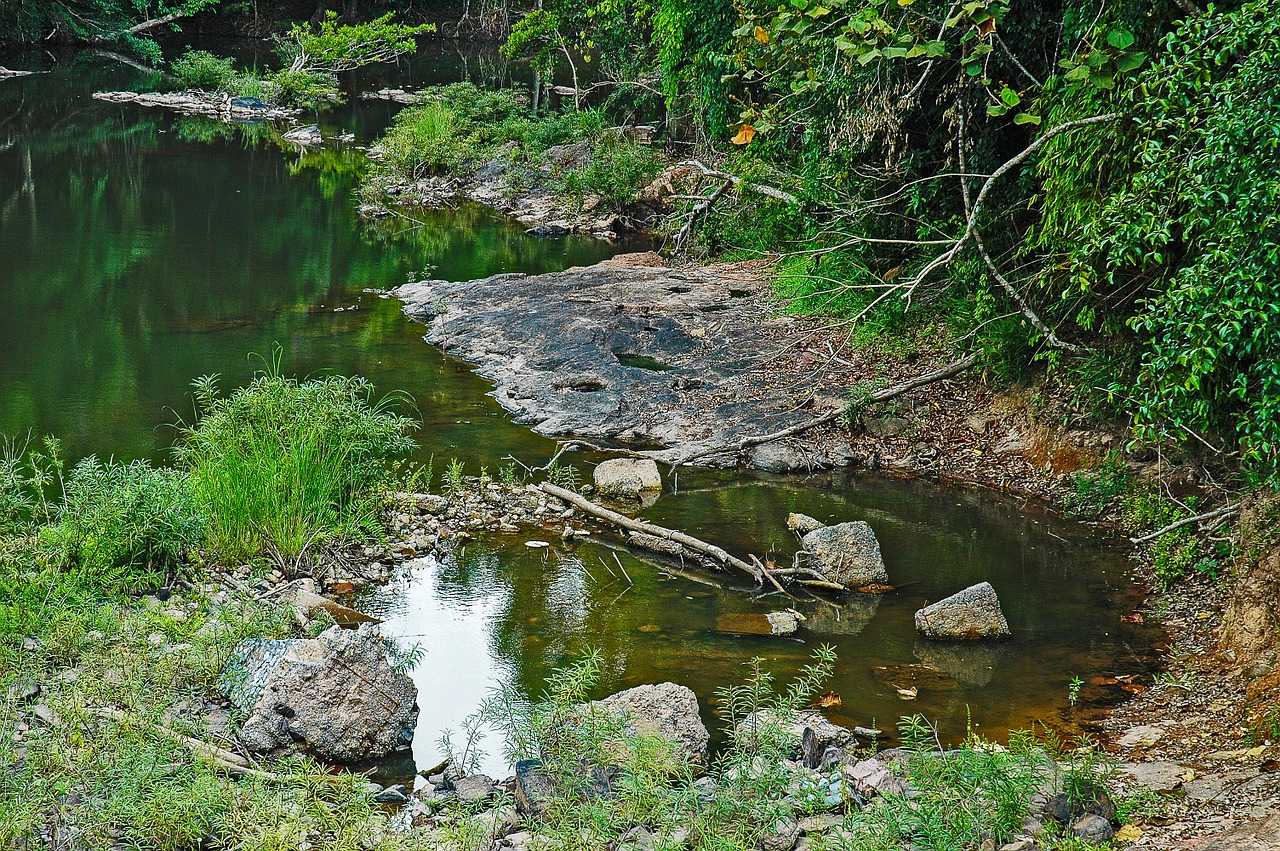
174;366;416;565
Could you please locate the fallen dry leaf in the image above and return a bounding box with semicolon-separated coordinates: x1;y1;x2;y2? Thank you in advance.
815;691;842;709
1114;824;1144;842
1121;612;1144;624
892;684;918;700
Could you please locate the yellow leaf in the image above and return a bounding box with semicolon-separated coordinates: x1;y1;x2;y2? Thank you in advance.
1180;769;1196;783
1114;824;1144;843
731;124;757;145
754;25;770;43
897;0;916;5
1247;745;1267;757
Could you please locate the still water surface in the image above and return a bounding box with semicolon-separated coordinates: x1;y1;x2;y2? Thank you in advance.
0;46;1158;777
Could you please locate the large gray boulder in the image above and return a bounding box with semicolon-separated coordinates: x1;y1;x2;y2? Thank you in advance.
914;582;1011;641
593;458;662;499
799;522;890;587
226;623;418;762
595;682;709;766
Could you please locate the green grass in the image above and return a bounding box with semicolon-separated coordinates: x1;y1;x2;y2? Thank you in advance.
173;366;416;566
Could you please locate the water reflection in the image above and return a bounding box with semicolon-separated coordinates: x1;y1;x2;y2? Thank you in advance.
372;471;1160;779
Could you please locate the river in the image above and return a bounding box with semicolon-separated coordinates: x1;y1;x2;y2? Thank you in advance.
0;43;1159;778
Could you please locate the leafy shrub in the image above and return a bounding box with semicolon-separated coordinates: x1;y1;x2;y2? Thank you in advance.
376;101;462;177
171;50;237;90
1062;453;1131;516
174;366;416;564
39;458;204;593
266;68;340;107
560;133;662;212
1063;2;1280;480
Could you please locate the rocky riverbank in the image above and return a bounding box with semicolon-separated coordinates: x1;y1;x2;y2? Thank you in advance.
361;133;676;238
391;252;1136;498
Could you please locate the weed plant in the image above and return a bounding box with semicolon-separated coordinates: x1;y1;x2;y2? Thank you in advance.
174;365;416;565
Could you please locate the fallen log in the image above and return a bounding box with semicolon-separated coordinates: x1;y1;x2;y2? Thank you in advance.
539;482;845;592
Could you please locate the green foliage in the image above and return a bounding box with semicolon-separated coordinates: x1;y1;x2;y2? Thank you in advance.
443;457;467;497
1062;453;1131;516
561;133;662;212
1122;491;1221;587
278;10;435;75
0;435;62;536
173;363;416;564
0;0;220;56
266;68;340;107
371;83;533;181
1069;1;1280;480
170;49;237;90
41;457;204;593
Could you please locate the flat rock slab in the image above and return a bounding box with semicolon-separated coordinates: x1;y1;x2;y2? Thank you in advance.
392;256;857;472
93;90;299;121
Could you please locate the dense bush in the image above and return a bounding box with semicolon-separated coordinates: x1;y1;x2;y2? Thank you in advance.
174;368;416;564
561;133;662;213
170;50;237;90
41;458;204;593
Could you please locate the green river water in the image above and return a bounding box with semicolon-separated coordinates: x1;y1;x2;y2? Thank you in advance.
0;45;1160;778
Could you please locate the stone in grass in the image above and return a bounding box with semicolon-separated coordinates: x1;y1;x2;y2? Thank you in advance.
1071;814;1115;844
593;458;661;499
226;623;418;762
914;581;1011;641
453;774;497;805
799;522;890;588
595;682;710;767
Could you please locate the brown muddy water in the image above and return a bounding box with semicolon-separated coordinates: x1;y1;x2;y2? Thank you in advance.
0;44;1161;779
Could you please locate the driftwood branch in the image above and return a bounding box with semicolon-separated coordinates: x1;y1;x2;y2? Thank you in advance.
89;707;288;782
539;482;844;591
649;350;980;466
1130;503;1241;544
679;159;800;205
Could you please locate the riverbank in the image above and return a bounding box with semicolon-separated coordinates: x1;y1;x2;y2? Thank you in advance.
389;248;1280;847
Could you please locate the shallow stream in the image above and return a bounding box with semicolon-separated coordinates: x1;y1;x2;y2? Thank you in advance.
0;45;1160;778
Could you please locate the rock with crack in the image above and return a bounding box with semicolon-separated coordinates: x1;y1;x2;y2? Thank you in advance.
225;623;418;762
914;582;1011;641
799;522;890;587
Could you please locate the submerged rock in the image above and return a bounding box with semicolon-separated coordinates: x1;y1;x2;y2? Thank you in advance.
282;124;323;146
799;522;890;588
226;623;418;762
914;582;1011;641
787;513;826;536
593;458;661;499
